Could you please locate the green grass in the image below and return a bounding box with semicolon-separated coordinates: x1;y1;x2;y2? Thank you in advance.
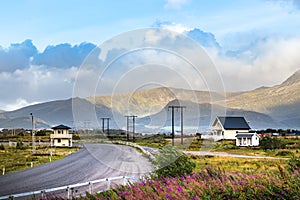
0;146;80;174
190;155;288;173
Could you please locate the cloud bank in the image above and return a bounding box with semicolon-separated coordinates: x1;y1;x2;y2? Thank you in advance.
1;26;300;111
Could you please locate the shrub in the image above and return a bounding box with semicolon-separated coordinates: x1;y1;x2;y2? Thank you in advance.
288;156;300;171
0;144;5;150
275;150;294;157
16;141;28;150
153;146;196;178
35;130;46;136
260;136;286;151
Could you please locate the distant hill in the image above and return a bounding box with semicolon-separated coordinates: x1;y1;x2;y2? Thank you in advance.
0;98;122;129
138;99;282;132
225;69;300;128
87;87;229;117
1;69;300;130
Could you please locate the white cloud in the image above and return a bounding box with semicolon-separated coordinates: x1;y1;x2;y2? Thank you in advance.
4;98;33;111
210;37;300;91
164;0;188;9
160;23;192;33
0;65;78;111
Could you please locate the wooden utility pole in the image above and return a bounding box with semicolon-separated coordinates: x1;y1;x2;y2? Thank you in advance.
30;113;36;153
100;118;110;135
125;115;138;141
168;106;186;146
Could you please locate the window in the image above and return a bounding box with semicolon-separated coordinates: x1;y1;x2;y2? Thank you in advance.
58;139;61;143
58;130;61;134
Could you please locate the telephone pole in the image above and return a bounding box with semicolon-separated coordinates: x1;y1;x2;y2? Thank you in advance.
125;115;138;141
168;106;186;146
30;113;36;153
100;118;110;135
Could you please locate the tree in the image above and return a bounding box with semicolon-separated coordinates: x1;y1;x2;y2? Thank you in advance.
154;146;196;178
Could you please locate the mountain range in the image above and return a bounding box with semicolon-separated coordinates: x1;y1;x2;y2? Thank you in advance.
0;69;299;131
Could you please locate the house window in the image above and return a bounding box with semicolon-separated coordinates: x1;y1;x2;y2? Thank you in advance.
58;130;61;134
58;139;61;143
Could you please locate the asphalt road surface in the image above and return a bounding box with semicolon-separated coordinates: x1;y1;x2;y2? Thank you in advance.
0;144;153;197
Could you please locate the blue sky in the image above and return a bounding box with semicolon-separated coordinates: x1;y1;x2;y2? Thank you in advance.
1;0;300;50
1;0;300;111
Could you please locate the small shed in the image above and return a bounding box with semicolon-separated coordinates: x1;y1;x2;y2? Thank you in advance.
50;124;72;147
235;132;259;147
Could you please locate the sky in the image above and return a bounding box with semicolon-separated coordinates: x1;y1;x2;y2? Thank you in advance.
1;0;300;111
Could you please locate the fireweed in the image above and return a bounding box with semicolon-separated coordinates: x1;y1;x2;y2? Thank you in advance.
88;166;300;200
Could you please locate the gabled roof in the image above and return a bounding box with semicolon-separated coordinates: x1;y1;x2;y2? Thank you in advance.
217;116;251;130
52;124;71;130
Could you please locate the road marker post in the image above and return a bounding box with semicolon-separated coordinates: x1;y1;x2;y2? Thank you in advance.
88;182;93;194
106;178;111;190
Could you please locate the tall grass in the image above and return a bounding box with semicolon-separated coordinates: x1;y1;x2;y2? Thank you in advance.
90;166;300;200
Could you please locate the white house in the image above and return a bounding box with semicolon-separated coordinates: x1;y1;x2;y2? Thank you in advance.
50;124;72;147
236;132;260;147
210;116;251;140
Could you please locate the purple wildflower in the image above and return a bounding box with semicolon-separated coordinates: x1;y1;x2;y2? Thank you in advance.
177;186;183;192
166;193;173;200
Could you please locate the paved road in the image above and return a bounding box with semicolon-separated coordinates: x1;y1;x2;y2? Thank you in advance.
0;144;153;197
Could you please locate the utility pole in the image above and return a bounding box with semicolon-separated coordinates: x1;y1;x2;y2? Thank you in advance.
180;107;184;145
30;113;36;153
125;115;138;141
132;115;137;141
125;116;130;140
100;118;110;135
168;106;186;146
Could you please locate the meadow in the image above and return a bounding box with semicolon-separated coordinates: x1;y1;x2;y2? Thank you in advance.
0;145;80;174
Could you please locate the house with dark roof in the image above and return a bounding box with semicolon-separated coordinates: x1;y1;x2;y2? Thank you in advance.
50;124;72;147
211;116;251;140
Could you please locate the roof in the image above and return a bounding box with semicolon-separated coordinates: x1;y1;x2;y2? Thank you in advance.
217;116;251;130
51;124;71;130
235;133;254;138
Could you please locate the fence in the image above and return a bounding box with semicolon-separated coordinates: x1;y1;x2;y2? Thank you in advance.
0;176;141;200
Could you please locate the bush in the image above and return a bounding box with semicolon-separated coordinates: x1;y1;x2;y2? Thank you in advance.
16;141;27;150
35;130;46;136
154;146;196;178
288;156;300;171
0;144;5;150
260;136;286;151
275;150;294;157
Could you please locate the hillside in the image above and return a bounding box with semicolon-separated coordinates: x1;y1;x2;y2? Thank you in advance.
87;87;229;117
0;98;122;129
138;99;281;132
1;69;299;130
225;69;300;127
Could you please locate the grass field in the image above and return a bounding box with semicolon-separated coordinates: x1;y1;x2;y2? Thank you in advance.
190;155;288;173
0;146;80;174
